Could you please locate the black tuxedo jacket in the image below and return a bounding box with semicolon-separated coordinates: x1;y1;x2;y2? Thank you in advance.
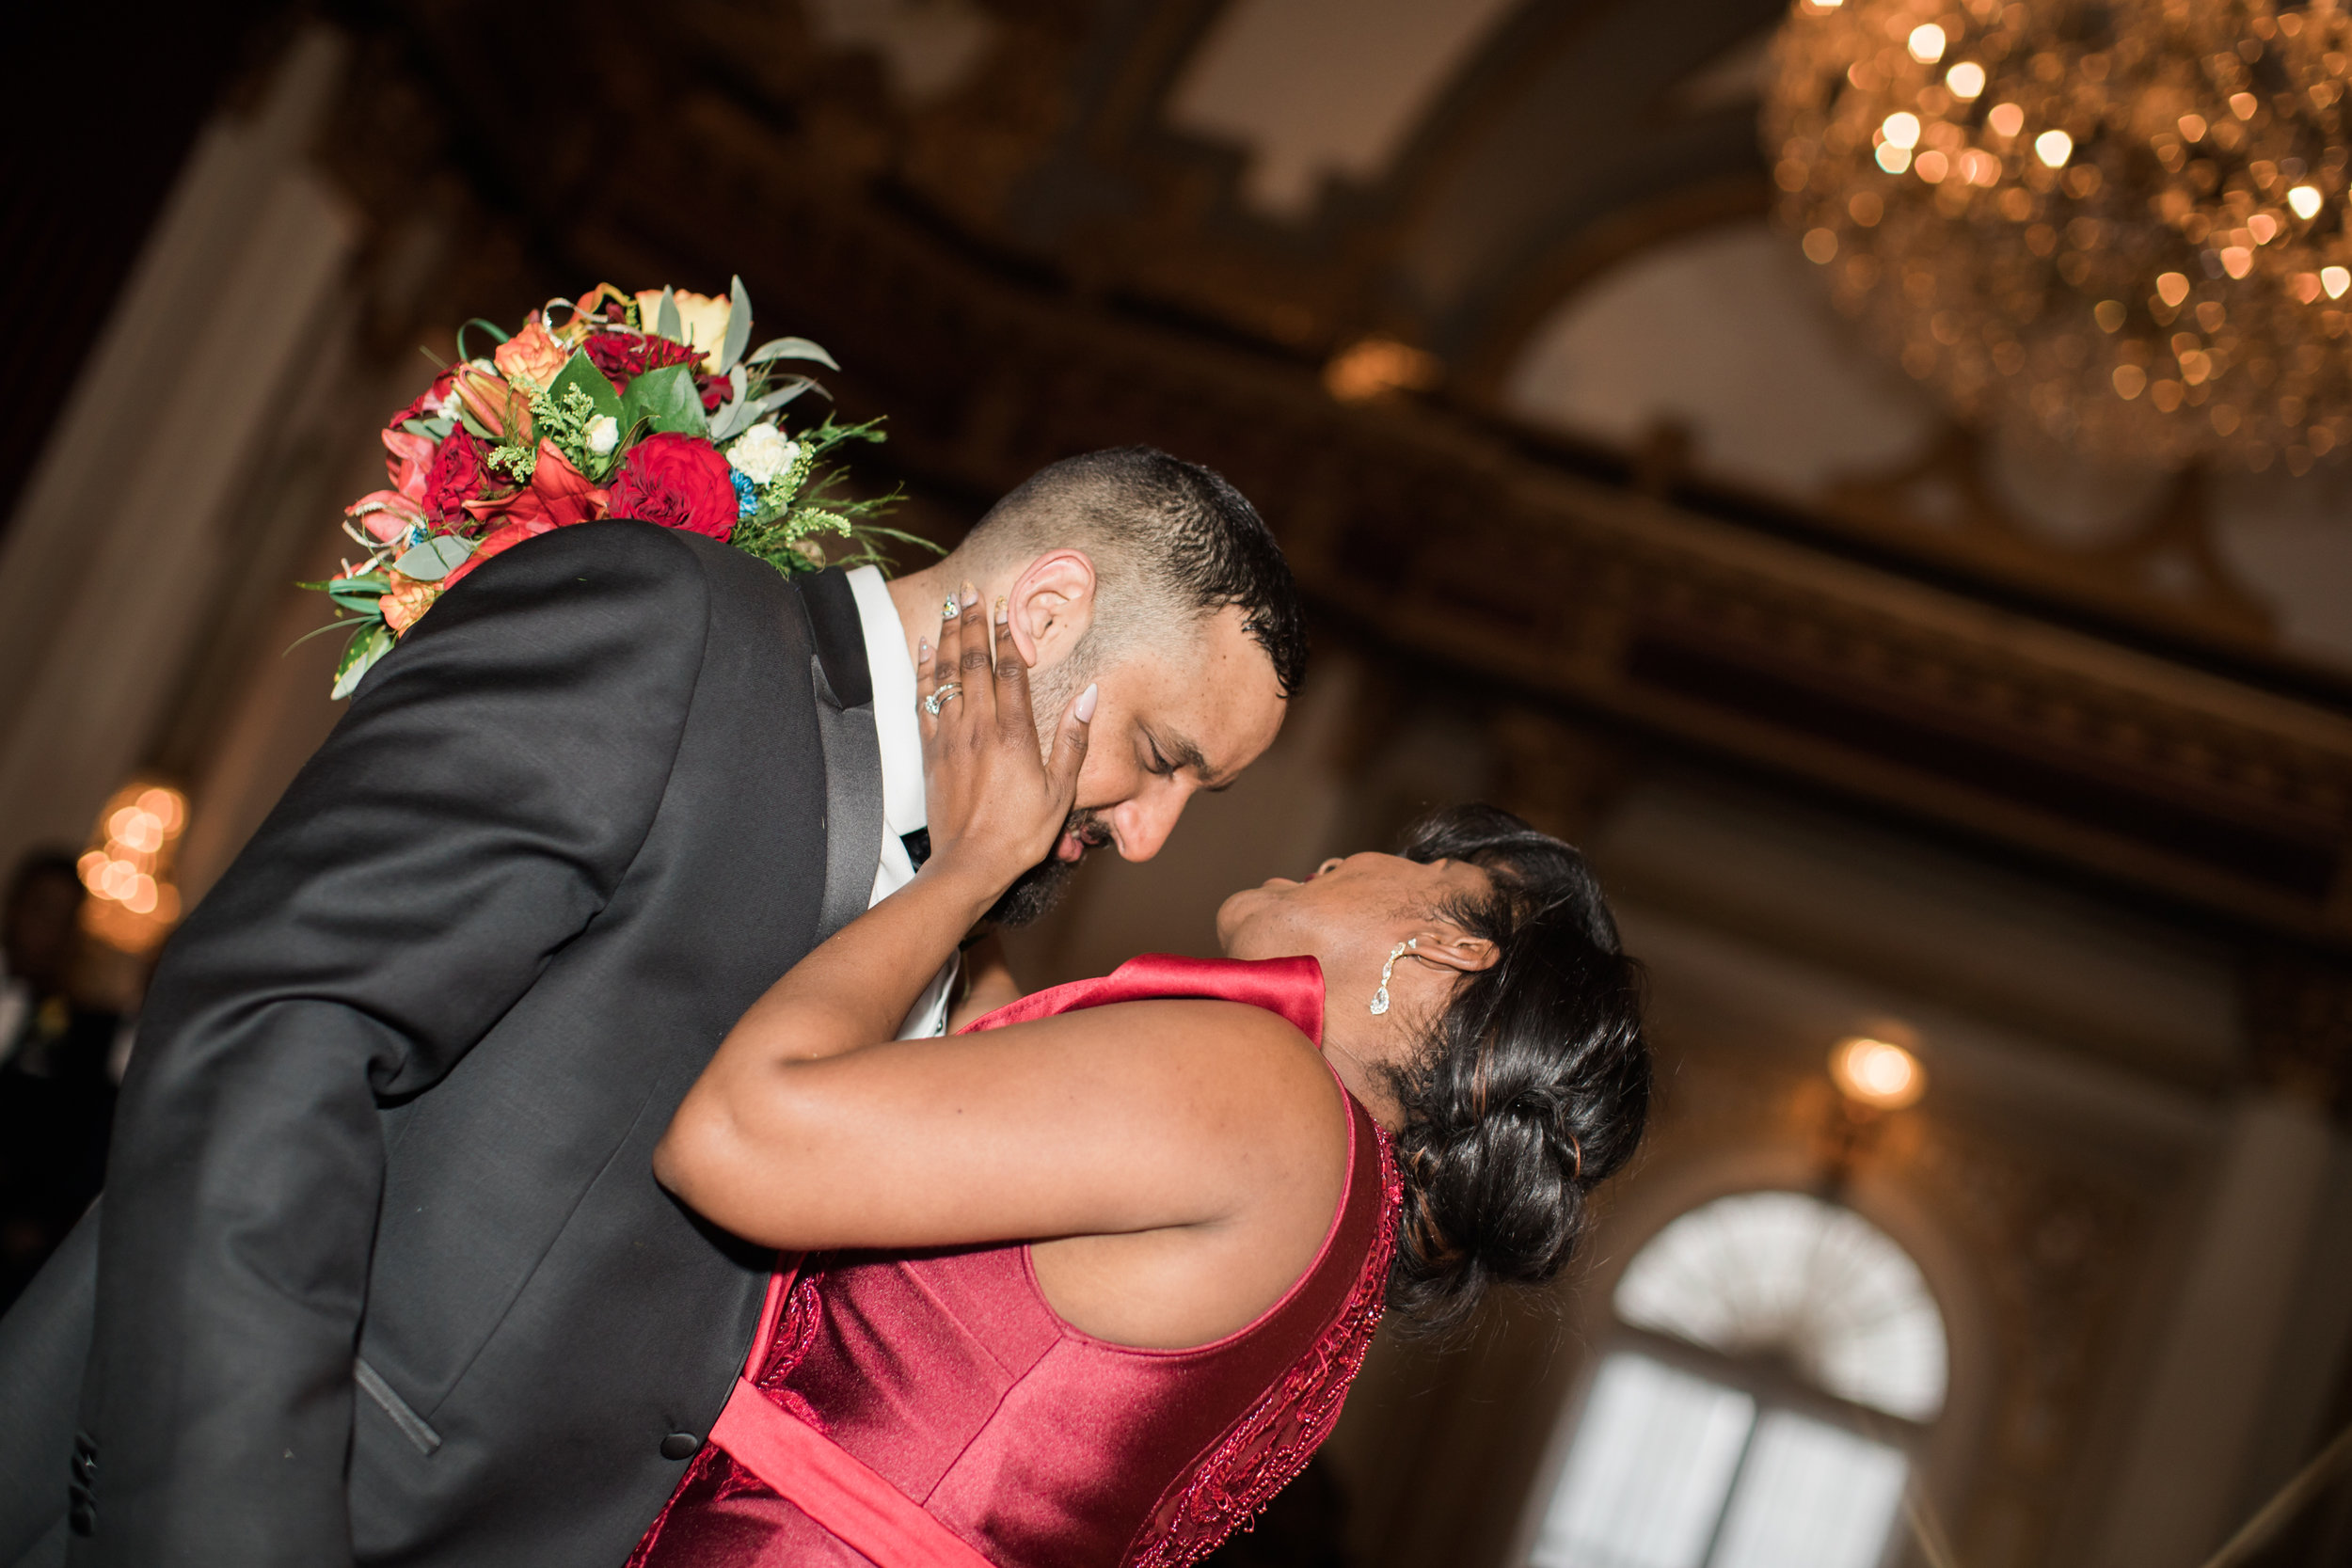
0;521;886;1567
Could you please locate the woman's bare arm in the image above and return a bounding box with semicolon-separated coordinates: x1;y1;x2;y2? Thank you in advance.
655;997;1343;1252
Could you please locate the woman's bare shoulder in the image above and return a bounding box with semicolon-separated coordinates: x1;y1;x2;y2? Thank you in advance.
1006;995;1322;1063
1009;996;1340;1139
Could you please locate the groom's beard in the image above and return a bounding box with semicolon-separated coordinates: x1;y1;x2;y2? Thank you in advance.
985;809;1112;927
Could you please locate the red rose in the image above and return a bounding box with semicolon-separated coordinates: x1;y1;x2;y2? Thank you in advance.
420;434;489;523
608;432;739;541
583;331;702;393
697;372;727;413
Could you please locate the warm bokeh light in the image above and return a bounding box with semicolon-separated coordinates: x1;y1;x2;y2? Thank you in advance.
1323;337;1442;403
1830;1037;1927;1111
1769;0;2352;471
78;779;188;954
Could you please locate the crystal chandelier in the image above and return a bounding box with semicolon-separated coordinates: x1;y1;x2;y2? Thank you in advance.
1766;0;2352;474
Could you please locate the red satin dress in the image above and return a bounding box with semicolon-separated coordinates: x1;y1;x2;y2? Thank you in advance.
627;954;1400;1568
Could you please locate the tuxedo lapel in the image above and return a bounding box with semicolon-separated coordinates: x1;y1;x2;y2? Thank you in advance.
795;570;883;944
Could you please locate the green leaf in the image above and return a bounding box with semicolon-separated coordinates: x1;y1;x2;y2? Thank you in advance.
548;349;626;424
618;362;708;437
718;275;753;375
656;286;681;343
454;316;512;362
392;534;475;581
330;624;395;700
746;337;840;371
401;416;456;440
707;365;755;442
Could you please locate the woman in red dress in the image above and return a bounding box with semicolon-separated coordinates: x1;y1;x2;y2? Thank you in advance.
631;588;1650;1568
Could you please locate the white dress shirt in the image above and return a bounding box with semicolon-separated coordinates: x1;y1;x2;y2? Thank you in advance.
844;565;956;1038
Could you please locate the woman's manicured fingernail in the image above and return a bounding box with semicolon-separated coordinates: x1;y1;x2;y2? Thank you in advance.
993;596;1008;625
1075;684;1098;722
917;638;930;662
961;583;978;609
941;595;959;620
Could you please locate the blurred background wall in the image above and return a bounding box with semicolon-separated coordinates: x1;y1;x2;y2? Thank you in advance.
8;3;2352;1565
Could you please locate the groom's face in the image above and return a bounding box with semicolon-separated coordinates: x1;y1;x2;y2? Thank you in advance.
1060;606;1286;862
985;605;1284;924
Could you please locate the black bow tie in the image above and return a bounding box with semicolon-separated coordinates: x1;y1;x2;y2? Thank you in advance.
900;829;931;871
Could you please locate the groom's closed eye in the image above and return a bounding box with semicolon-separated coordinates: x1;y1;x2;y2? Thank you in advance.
1142;728;1234;791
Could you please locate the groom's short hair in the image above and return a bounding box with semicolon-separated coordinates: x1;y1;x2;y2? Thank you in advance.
961;447;1308;696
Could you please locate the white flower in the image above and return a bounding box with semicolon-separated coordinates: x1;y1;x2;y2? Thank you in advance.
585;415;619;457
727;422;801;485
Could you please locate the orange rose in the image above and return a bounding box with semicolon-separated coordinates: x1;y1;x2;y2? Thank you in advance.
493;317;569;390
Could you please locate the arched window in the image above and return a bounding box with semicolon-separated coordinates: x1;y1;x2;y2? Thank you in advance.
1526;1192;1947;1568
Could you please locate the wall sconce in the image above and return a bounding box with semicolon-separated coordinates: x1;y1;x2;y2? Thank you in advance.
1819;1032;1926;1195
1830;1035;1927;1112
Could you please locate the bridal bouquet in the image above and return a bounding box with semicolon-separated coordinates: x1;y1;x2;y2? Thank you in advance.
308;278;913;697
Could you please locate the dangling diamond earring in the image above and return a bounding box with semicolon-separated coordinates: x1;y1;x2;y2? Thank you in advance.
1370;938;1418;1016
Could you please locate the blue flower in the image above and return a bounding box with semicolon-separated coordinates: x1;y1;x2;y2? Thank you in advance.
732;468;759;520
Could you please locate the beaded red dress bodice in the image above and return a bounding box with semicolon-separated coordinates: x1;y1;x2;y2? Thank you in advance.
628;954;1401;1568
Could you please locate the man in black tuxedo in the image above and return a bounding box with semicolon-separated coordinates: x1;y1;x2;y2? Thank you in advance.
0;447;1306;1568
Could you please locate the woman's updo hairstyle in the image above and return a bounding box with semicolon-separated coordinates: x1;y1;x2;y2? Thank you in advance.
1386;804;1650;1335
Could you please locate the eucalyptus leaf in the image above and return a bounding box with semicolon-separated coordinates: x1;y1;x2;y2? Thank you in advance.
708;365;755;442
401;416;456;440
618;362;708;437
745;337;840;372
392;534;475;581
656;286;681;343
717;275;753;375
742;378;821;421
331;625;395;700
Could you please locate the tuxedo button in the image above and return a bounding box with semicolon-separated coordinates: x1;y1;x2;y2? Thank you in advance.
660;1433;700;1460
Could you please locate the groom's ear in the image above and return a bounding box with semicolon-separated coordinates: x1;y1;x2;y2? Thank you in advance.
1006;549;1098;672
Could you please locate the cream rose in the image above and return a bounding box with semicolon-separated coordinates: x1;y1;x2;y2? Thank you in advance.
727;423;801;484
634;288;733;372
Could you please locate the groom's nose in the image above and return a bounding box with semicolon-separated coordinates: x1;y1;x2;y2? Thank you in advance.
1108;788;1187;862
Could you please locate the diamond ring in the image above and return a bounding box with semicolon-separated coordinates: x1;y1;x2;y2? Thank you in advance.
923;683;962;716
